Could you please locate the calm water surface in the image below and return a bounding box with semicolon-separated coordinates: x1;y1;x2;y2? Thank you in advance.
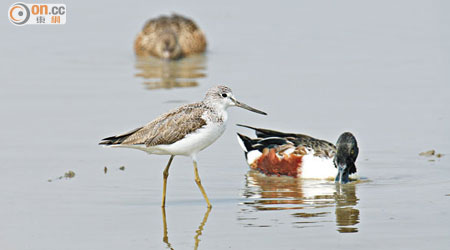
1;0;449;249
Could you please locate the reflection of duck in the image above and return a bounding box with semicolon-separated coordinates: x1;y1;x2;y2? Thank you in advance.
240;170;360;233
237;125;359;183
134;14;207;60
334;184;360;233
135;54;206;90
161;207;211;250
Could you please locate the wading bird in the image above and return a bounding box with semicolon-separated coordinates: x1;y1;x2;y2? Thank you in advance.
100;86;266;207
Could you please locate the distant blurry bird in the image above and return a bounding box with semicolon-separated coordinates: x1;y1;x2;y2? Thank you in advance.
134;14;207;60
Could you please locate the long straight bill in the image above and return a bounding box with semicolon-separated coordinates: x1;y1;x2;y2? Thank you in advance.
232;98;267;115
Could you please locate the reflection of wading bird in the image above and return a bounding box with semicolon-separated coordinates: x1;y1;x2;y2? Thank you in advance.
134;14;207;60
236;125;359;183
162;207;211;250
99;86;266;207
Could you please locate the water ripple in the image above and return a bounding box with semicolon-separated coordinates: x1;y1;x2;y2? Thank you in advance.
239;170;360;233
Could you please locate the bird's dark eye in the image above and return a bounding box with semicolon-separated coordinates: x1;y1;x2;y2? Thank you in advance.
221;93;227;98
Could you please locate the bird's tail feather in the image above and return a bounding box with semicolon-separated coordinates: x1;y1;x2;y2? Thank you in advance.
99;127;142;146
237;124;295;138
236;133;254;153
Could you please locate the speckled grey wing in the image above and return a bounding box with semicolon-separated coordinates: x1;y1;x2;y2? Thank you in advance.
99;103;207;147
287;136;336;158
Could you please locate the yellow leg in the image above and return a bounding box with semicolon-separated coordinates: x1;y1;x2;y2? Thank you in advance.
193;160;212;208
162;155;175;207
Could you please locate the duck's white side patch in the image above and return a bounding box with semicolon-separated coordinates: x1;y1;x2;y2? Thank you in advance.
300;150;337;179
246;150;262;165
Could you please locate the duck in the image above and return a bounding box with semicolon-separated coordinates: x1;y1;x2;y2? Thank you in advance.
134;14;207;60
236;124;359;183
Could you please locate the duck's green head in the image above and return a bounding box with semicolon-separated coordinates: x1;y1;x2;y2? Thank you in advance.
334;132;358;184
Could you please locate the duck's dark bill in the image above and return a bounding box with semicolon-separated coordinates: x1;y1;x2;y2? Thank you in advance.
233;99;267;115
335;164;350;184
